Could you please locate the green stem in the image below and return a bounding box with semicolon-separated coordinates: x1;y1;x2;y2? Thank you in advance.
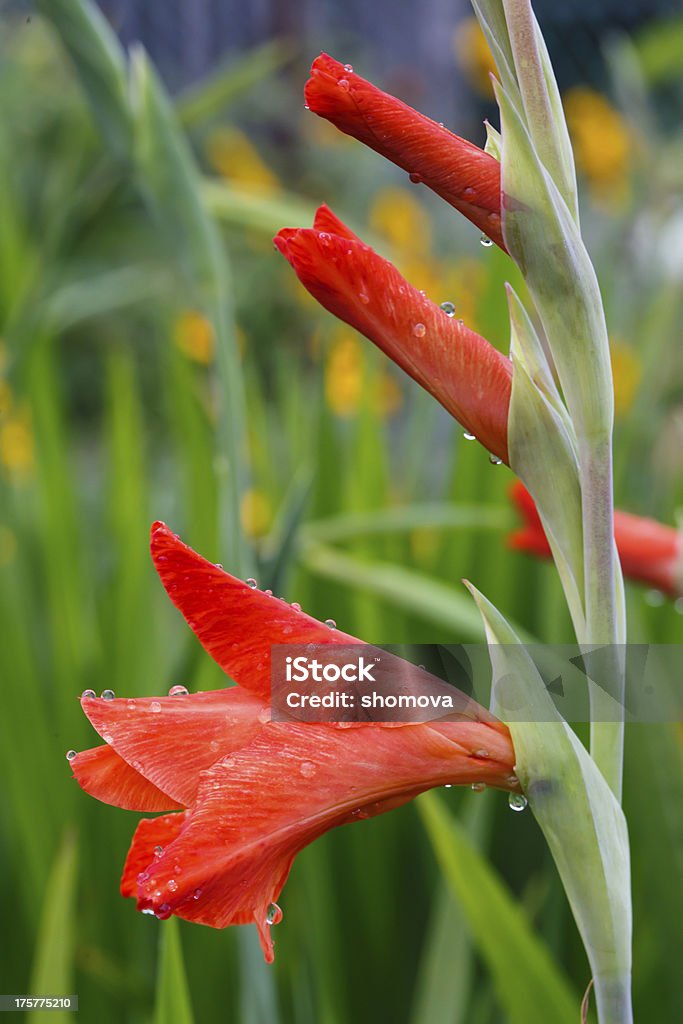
593;972;634;1024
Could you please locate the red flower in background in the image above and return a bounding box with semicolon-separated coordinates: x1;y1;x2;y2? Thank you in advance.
275;205;511;463
509;482;683;597
71;523;517;961
305;54;505;251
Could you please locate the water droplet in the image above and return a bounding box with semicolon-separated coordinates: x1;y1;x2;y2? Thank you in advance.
246;578;258;589
473;749;489;759
359;290;370;304
214;562;223;569
193;888;203;900
168;879;178;893
319;231;331;245
101;689;115;700
66;749;77;761
463;186;476;200
137;871;150;884
156;903;172;918
443;784;453;789
299;761;317;778
258;708;271;724
645;589;665;607
409;171;423;184
413;323;426;338
440;301;456;317
154;846;163;857
266;902;283;926
471;782;487;792
337;78;350;90
127;699;136;710
488;212;501;226
150;701;162;713
480;234;493;247
304;102;310;110
343;63;354;72
489;454;503;465
81;688;96;699
438;121;445;128
265;589;273;596
291;602;301;611
209;739;220;752
325;618;336;628
169;685;189;697
508;792;528;812
463;431;476;441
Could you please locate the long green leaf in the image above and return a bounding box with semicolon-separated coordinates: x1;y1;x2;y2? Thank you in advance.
28;833;78;1024
154;919;195;1024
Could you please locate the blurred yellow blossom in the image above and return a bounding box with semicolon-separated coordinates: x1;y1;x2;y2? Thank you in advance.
325;328;402;418
0;379;12;418
240;488;272;539
453;17;496;97
610;338;641;417
0;407;34;476
205;127;280;197
369;186;432;256
440;258;488;332
174;310;215;365
564;87;631;201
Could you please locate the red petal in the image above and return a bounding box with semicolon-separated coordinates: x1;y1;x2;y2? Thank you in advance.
80;687;267;807
305;54;505;250
133;718;515;960
312;202;362;241
275;220;511;462
71;744;183;812
150;521;361;698
120;812;188;898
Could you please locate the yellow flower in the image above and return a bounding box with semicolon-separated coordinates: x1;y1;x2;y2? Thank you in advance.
453;17;496;98
174;310;215;365
205;127;280;197
610;338;641;417
564;87;631;200
240;488;272;539
369;186;432;256
0;378;12;418
439;258;488;333
0;408;34;476
325;330;364;417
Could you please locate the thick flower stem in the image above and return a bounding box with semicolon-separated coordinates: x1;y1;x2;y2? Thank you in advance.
579;439;625;803
593;972;634;1024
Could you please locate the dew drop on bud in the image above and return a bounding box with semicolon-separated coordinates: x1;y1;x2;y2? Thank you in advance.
81;689;96;699
480;235;493;247
325;618;336;628
101;689;115;701
337;78;349;90
168;879;178;892
66;749;77;761
359;290;370;305
463;431;476;441
489;454;503;465
471;782;487;793
299;761;317;778
265;589;273;596
463;186;476;200
343;63;353;72
413;323;426;338
440;301;456;317
150;701;162;713
154;846;163;857
246;578;258;589
291;602;301;611
508;793;528;812
169;685;189;697
266;902;283;925
409;171;423;184
443;783;453;789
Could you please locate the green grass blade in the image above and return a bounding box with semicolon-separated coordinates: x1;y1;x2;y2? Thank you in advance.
28;832;78;1024
154;920;195;1024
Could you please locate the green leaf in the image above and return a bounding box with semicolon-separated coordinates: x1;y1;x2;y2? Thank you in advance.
28;833;78;1024
418;793;579;1024
154;919;195;1024
302;503;511;544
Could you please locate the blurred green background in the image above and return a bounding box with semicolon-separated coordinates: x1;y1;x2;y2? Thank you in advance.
1;1;682;1021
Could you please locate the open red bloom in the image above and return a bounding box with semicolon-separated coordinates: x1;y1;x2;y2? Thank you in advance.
305;54;505;251
275;205;512;463
71;522;517;961
509;481;683;596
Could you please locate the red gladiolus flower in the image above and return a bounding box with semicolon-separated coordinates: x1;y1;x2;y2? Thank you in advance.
509;481;683;596
70;522;517;961
305;53;505;251
275;205;512;463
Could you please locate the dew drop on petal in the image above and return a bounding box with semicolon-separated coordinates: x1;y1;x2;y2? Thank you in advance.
291;602;301;612
101;689;115;701
359;291;370;304
337;78;349;90
412;323;426;338
299;761;317;779
150;701;162;713
471;782;487;792
463;186;476;200
266;902;283;926
127;699;136;710
325;618;336;628
156;903;172;919
508;793;528;812
440;301;456;317
489;454;503;465
214;562;223;569
193;888;203;900
168;879;178;893
343;63;354;72
169;685;189;697
154;846;163;857
480;234;493;247
265;589;273;596
258;708;271;724
246;578;258;589
319;231;331;245
409;171;422;184
463;431;476;441
66;749;77;761
443;783;453;789
81;688;96;699
473;749;489;759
